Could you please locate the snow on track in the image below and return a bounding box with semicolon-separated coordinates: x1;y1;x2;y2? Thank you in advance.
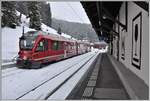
2;67;18;74
19;52;98;100
2;67;29;78
2;62;16;66
48;52;99;99
2;51;97;99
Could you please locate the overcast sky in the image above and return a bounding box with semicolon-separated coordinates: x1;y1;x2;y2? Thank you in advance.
49;2;91;24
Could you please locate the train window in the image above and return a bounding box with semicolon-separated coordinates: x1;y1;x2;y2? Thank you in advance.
19;36;37;50
52;41;63;50
44;40;48;51
52;41;59;50
36;41;44;52
58;42;62;50
51;41;63;50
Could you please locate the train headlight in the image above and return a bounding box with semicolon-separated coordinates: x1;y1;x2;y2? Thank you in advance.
32;40;35;44
23;56;27;60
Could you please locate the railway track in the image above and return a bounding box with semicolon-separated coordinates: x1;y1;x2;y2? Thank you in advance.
2;51;99;99
17;52;98;100
2;52;93;78
2;67;29;78
46;52;99;100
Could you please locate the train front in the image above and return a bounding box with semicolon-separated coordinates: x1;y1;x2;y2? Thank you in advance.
17;31;37;68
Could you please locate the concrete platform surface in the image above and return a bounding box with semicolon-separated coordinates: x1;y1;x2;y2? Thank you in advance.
94;88;128;99
108;54;149;100
82;87;94;97
87;80;96;87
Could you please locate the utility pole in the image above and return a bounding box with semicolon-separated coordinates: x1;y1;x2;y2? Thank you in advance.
22;21;25;36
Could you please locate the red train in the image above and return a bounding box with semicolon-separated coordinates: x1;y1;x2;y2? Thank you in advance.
17;31;91;68
93;42;107;50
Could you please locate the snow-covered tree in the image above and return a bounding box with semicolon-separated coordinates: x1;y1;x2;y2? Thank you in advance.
39;2;52;27
27;2;41;30
16;2;28;23
2;1;19;28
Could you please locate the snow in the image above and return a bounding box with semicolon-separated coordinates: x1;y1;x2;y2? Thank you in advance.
2;67;18;74
2;26;35;62
99;45;108;53
94;40;108;45
41;23;58;35
2;52;97;99
61;33;71;39
2;67;27;78
48;52;99;99
16;11;30;27
19;53;96;99
41;23;77;40
2;61;16;66
2;11;75;63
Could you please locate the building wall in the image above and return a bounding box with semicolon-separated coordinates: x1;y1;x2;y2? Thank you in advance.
112;16;119;59
112;2;149;85
113;36;117;58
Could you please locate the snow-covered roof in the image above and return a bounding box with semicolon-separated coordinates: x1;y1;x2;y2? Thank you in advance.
94;41;107;45
44;34;76;42
28;31;76;42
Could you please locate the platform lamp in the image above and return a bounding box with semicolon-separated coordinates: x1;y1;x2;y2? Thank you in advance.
102;15;107;19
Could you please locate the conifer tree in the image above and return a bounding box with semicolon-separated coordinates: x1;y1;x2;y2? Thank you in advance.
2;1;18;28
39;2;52;27
27;2;41;30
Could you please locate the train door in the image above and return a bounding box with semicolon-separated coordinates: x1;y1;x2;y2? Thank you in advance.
51;40;64;60
51;40;58;55
43;39;49;62
33;39;48;62
75;42;78;55
73;42;77;55
64;42;67;58
78;43;81;54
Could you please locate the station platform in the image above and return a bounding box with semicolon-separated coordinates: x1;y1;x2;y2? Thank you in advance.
108;54;149;100
68;53;148;100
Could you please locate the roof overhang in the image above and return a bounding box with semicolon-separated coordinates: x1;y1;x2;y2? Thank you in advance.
81;1;123;41
81;1;149;42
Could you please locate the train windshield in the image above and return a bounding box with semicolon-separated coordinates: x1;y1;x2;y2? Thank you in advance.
20;36;36;50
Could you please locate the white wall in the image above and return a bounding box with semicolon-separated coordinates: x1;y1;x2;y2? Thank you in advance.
113;36;117;58
113;17;119;59
112;2;149;85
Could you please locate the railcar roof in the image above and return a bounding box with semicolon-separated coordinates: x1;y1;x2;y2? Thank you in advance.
24;31;91;44
38;31;76;43
94;41;108;45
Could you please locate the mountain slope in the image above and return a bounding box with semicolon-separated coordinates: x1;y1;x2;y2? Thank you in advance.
51;18;99;42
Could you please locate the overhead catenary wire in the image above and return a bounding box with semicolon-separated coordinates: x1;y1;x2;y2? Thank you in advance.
66;2;85;24
66;2;93;41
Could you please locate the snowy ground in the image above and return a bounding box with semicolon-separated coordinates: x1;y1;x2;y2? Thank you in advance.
48;51;99;99
2;26;33;62
2;51;99;99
